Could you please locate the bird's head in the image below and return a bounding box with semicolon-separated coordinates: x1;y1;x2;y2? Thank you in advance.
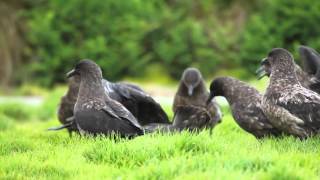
266;48;294;67
67;60;103;80
257;48;294;79
181;67;202;96
207;77;226;105
256;57;271;79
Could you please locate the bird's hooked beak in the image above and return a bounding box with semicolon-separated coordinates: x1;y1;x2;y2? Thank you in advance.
187;85;194;96
256;58;268;80
66;69;77;78
206;91;214;105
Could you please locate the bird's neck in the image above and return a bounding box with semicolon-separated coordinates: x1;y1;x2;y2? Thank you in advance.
269;63;300;90
65;83;79;103
77;75;105;103
221;81;258;105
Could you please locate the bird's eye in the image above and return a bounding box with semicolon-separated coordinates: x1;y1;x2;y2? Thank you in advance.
75;63;82;70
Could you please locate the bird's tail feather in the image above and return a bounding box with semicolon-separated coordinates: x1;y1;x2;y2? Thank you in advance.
47;122;73;131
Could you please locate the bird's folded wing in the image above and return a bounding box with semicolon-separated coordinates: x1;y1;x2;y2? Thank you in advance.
299;46;320;75
103;99;142;129
118;82;144;92
277;93;320;126
232;104;274;130
173;105;209;128
262;99;309;137
101;105;119;119
309;80;320;90
117;85;169;123
117;84;151;100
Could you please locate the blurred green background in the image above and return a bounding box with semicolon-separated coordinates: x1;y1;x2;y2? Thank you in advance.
2;1;320;178
1;0;320;89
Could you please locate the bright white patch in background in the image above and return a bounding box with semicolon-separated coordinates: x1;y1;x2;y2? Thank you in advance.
0;96;43;106
154;96;173;106
215;96;228;106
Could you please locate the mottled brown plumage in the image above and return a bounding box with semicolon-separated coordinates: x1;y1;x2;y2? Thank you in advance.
57;76;80;134
143;105;212;133
299;45;320;93
260;48;320;139
257;45;320;94
299;45;320;77
207;76;281;138
173;68;222;131
69;60;143;137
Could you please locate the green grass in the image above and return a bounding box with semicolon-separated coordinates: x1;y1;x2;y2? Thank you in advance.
1;82;320;179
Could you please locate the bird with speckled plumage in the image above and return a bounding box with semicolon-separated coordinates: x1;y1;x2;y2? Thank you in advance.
65;60;143;137
260;48;320;139
143;105;212;133
51;62;169;134
207;76;282;138
257;45;320;94
173;68;222;132
54;76;80;135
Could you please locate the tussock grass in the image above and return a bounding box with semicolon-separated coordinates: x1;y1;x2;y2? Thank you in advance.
0;103;35;122
0;97;320;179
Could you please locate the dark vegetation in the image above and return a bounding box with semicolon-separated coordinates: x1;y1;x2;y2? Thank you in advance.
1;0;320;87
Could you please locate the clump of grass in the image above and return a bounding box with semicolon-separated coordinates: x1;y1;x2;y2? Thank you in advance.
0;114;14;130
0;138;34;156
0;103;35;122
